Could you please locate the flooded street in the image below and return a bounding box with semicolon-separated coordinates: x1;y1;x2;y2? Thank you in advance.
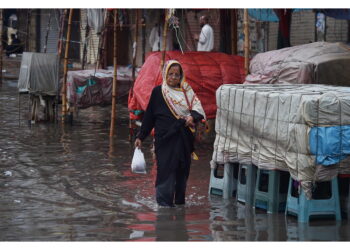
1;80;350;241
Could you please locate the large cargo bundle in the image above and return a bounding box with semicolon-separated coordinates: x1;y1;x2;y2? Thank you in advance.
211;84;350;196
244;42;350;86
66;67;138;108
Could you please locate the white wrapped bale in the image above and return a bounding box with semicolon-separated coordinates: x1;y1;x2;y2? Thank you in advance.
211;84;350;189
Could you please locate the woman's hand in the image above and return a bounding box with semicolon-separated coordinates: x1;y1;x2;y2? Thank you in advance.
184;116;195;127
134;138;142;149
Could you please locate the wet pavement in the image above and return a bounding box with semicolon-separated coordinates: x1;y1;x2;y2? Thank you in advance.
1;80;350;241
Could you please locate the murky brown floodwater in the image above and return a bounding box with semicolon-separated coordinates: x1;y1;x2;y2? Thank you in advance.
1;80;350;241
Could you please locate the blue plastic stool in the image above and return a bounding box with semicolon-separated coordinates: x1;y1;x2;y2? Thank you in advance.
209;163;239;199
285;177;342;223
338;175;350;218
254;169;290;213
236;164;257;206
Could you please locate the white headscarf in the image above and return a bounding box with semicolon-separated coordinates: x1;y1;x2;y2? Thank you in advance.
161;60;206;120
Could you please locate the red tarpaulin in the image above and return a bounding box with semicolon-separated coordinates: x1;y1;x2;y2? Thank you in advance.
128;51;246;120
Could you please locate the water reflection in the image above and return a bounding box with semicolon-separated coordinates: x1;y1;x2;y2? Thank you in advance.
285;218;343;241
155;207;189;241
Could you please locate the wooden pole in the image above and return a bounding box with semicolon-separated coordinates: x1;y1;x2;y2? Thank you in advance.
244;9;250;76
25;10;31;51
102;12;109;69
57;9;67;56
231;9;238;55
160;9;169;70
61;9;73;124
132;9;139;82
109;9;118;137
96;10;109;70
184;10;196;51
55;9;66;122
44;12;52;53
141;12;146;63
82;23;90;70
0;9;3;86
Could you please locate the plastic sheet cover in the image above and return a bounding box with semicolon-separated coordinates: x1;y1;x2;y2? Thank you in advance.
18;52;59;96
244;42;350;86
128;51;246;120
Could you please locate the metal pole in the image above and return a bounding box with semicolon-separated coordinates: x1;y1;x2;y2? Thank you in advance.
244;9;250;76
61;9;73;123
109;9;118;137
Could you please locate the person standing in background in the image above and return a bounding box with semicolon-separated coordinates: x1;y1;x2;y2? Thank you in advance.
194;15;214;52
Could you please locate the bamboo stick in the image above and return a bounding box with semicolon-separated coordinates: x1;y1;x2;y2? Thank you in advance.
184;10;196;51
102;13;109;69
44;12;52;53
244;9;250;76
128;9;140;141
141;12;146;63
57;9;67;56
55;9;66;122
231;9;238;55
0;9;3;85
61;9;73;124
96;10;109;70
25;10;31;51
132;9;139;82
82;23;90;70
109;9;118;137
160;9;169;71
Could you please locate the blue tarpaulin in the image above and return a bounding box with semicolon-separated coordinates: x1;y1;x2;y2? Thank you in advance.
248;9;279;22
309;126;350;166
247;9;308;22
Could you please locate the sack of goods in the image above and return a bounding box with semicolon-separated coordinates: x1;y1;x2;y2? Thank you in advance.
131;148;147;174
211;84;350;195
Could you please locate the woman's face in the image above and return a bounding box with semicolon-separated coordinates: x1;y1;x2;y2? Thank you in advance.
166;65;181;88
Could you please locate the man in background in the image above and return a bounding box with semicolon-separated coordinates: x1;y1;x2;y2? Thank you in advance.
194;15;214;52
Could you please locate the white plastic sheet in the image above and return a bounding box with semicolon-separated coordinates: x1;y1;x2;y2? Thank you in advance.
18;52;59;95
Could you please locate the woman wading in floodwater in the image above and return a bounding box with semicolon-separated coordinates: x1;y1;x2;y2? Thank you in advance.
134;60;206;208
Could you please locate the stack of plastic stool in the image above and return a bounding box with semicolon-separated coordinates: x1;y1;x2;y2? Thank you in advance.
338;174;350;218
285;176;342;223
254;169;290;213
209;163;239;198
237;164;257;206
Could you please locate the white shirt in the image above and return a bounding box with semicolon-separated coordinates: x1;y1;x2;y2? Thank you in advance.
197;24;214;52
149;25;173;52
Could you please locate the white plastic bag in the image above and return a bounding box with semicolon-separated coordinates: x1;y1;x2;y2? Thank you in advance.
131;148;147;174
